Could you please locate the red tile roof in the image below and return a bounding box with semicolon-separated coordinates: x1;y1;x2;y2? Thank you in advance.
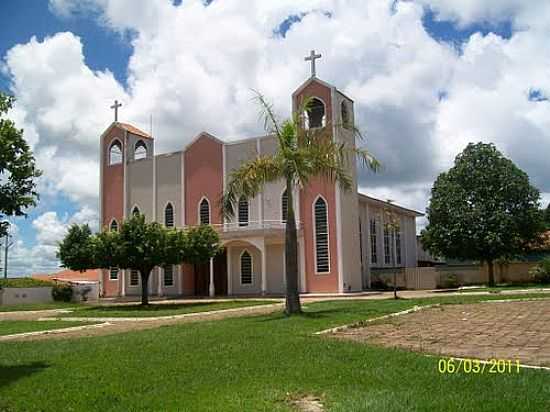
32;269;100;282
117;122;152;139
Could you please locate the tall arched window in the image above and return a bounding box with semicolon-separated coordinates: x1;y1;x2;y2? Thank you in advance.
306;98;325;129
164;203;174;227
134;140;147;160
240;250;253;285
199;198;210;225
132;206;140;216
109;140;122;165
238;196;249;226
281;189;288;222
110;219;118;232
314;196;329;273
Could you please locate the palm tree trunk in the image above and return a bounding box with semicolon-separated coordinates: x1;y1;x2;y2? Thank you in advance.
140;267;152;306
284;178;302;315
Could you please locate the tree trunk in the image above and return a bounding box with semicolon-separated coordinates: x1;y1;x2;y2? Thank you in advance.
487;260;495;287
284;179;302;315
140;267;152;306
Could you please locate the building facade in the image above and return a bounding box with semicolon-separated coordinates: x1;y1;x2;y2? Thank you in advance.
99;75;421;297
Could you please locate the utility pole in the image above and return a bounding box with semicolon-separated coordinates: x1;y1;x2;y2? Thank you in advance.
2;224;13;279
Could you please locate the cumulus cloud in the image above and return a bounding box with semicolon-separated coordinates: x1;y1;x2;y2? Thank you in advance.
2;0;550;274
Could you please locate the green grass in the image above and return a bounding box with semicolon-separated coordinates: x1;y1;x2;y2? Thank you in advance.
0;277;54;288
0;294;549;411
61;300;276;318
0;320;99;336
0;302;80;312
457;283;550;293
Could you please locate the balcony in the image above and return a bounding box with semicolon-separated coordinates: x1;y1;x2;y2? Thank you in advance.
211;220;301;240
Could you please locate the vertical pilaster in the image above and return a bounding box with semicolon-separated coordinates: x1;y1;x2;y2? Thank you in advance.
209;258;215;297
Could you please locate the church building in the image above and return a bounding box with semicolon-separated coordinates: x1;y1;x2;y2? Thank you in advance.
99;52;422;297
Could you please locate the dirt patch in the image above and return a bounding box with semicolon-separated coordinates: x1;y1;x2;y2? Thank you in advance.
333;299;550;367
288;395;324;412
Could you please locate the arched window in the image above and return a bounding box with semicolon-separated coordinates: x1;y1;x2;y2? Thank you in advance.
314;196;329;273
341;101;351;128
306;98;325;129
132;206;140;216
199;198;210;225
130;269;139;286
164;265;174;286
240;250;253;285
109;140;122;165
238;196;249;226
164;203;174;227
281;189;288;222
110;267;119;280
110;219;118;232
134;140;147;160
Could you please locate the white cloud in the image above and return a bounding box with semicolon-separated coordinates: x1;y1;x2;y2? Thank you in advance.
2;0;549;261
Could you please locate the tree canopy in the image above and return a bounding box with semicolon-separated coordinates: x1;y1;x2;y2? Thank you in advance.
58;215;221;305
421;142;544;286
0;92;42;236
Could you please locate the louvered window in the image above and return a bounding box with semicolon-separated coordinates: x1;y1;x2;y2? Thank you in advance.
370;219;377;264
281;190;288;222
238;196;249;226
314;197;329;273
384;227;391;265
199;198;210;225
130;269;139;286
165;203;174;227
164;265;174;286
240;251;253;285
109;140;122;165
396;231;402;266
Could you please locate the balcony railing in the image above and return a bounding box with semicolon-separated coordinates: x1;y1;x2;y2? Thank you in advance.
210;220;301;233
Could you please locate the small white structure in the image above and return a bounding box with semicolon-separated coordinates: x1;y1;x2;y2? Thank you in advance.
0;287;53;306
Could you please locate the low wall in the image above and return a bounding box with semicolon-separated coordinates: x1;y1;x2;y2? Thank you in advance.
71;281;100;302
0;287;53;305
372;261;539;290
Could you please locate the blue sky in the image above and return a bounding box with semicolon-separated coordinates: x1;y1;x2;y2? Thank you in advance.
1;0;548;276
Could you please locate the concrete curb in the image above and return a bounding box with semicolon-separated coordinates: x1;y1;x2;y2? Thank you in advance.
314;304;440;336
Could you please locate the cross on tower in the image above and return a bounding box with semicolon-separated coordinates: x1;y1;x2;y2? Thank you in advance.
110;99;122;122
304;50;322;78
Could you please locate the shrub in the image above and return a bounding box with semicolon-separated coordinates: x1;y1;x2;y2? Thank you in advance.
437;273;459;289
529;258;550;284
0;277;54;288
52;283;74;302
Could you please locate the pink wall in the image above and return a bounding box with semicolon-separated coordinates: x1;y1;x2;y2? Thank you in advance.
184;134;223;225
295;80;339;293
101;126;125;297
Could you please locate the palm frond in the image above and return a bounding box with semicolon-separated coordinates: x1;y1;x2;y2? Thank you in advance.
221;155;284;220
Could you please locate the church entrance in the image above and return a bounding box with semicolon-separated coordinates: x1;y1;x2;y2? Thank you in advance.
193;250;227;296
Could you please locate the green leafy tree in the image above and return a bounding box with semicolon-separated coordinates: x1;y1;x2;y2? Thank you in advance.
222;93;379;315
0;92;42;236
58;215;220;305
421;142;544;286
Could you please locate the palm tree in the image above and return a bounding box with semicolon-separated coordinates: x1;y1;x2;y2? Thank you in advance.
222;92;379;315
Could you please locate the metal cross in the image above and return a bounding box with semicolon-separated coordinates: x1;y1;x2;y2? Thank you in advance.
110;99;122;122
304;50;322;78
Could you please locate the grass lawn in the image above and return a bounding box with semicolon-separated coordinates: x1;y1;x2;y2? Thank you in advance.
61;300;276;318
0;320;99;336
457;283;550;293
1;294;549;411
0;302;80;312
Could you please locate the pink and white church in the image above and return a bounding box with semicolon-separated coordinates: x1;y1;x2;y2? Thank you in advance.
99;53;422;298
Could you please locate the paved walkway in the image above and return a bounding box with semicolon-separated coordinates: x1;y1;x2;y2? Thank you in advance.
334;299;550;367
